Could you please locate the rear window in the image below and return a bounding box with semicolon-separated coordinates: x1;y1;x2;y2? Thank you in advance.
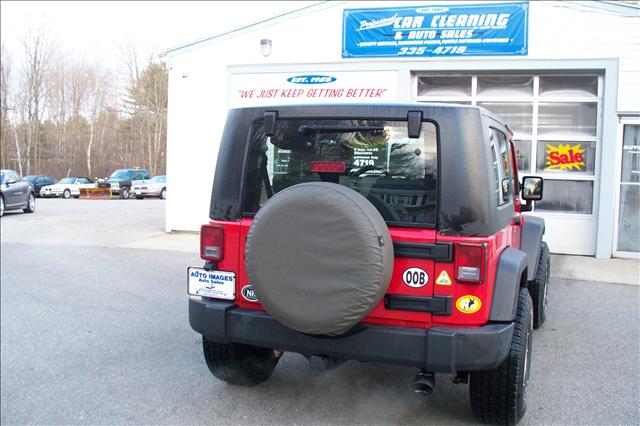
243;119;438;226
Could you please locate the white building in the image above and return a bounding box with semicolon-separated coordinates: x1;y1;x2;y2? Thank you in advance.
165;1;640;258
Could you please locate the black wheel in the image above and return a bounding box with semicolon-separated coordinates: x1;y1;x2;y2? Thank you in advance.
529;242;550;329
120;187;130;199
62;189;71;199
470;288;533;425
23;193;35;213
159;188;166;199
0;195;4;217
202;338;281;386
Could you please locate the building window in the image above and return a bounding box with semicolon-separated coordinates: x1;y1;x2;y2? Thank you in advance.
539;75;597;97
538;102;597;137
513;140;531;171
417;76;471;97
416;73;601;216
477;75;533;97
617;124;640;253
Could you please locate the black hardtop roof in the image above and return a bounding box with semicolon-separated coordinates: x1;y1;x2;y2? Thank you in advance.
213;102;513;236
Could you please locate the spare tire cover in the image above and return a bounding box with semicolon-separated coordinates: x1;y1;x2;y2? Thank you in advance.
246;182;393;336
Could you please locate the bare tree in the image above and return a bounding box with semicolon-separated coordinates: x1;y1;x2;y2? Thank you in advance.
47;58;67;164
0;44;11;169
117;37;142;92
20;23;57;174
85;66;112;176
124;61;167;174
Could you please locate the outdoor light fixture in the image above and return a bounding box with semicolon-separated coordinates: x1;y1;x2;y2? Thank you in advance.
260;39;272;57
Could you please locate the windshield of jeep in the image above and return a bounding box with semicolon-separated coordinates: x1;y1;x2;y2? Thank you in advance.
243;119;437;226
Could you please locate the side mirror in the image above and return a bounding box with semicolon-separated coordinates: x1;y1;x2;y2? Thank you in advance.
522;176;543;201
521;176;543;212
6;179;16;185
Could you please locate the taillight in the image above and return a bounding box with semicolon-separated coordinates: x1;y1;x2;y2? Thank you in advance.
455;243;485;283
200;224;224;261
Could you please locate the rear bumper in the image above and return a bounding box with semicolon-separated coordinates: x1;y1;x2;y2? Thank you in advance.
189;297;513;373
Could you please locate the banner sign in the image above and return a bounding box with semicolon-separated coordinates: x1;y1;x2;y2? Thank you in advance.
229;71;397;107
342;2;528;58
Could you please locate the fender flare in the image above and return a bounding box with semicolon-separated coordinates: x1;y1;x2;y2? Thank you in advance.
521;215;545;282
489;247;528;322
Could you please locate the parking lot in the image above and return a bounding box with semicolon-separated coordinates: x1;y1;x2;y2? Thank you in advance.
1;199;639;425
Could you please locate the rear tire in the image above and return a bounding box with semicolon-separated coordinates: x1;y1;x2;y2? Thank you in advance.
0;195;4;217
160;188;166;199
470;288;533;425
529;242;550;329
63;189;71;199
23;193;35;213
202;338;280;386
120;187;130;199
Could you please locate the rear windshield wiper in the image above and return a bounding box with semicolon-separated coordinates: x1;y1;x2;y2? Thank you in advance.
298;125;385;134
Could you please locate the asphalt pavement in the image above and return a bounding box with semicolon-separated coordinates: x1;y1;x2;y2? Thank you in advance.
1;199;639;425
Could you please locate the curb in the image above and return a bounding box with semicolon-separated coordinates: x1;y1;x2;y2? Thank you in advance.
550;254;640;286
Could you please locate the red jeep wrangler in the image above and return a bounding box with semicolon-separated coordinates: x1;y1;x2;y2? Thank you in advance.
188;105;550;424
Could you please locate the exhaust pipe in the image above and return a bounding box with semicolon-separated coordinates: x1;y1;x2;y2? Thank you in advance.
413;370;436;395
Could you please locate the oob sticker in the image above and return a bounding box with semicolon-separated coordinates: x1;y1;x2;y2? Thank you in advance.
402;267;429;288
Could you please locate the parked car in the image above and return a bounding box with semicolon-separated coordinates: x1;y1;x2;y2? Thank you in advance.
187;104;550;424
0;169;36;217
24;175;57;197
132;175;166;199
106;168;151;199
40;177;95;199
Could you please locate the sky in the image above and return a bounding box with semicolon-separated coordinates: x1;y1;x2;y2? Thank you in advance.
1;1;319;70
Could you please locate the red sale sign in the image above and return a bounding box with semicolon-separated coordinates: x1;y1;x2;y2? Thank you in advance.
545;144;586;171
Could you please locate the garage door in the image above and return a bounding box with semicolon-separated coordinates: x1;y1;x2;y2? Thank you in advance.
415;73;602;255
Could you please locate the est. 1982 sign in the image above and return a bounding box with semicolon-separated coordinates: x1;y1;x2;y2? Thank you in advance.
342;2;528;58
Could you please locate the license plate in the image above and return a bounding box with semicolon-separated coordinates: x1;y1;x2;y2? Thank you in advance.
187;267;235;300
